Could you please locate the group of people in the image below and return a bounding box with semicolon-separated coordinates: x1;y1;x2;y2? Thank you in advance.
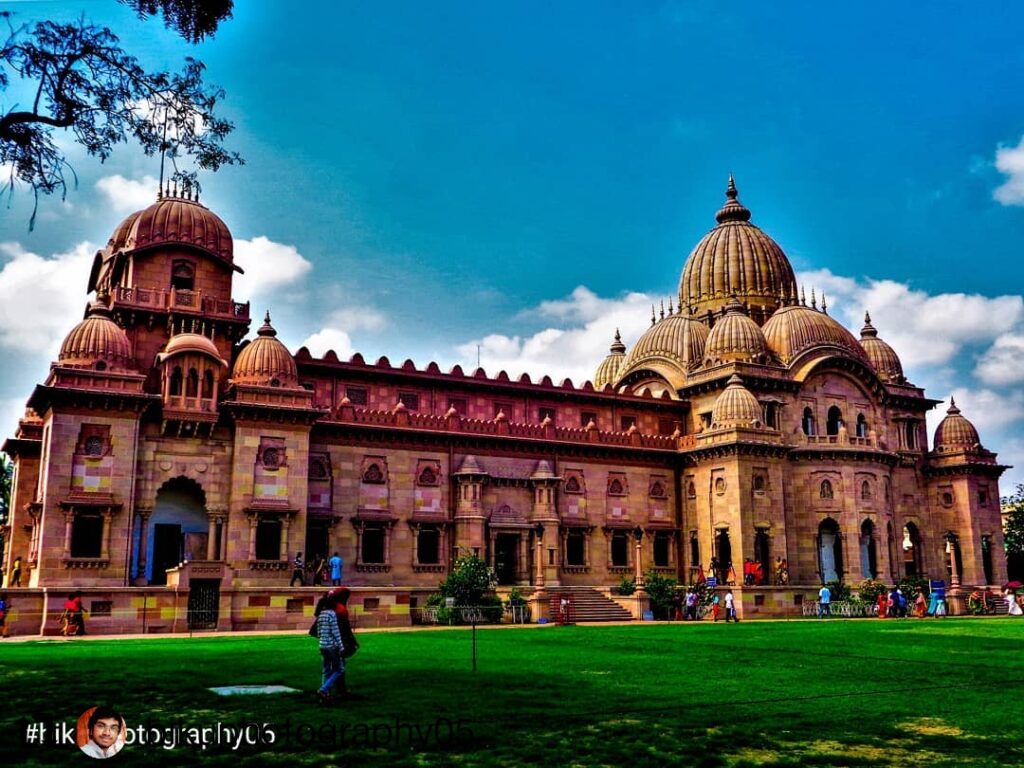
311;586;359;704
670;588;739;622
290;552;345;588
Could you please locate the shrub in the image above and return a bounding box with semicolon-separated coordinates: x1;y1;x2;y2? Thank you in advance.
857;578;889;605
897;575;930;602
644;571;678;619
437;554;497;605
505;587;526;609
825;580;851;603
617;576;636;596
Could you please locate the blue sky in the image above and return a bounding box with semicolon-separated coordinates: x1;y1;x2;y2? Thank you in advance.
2;2;1023;491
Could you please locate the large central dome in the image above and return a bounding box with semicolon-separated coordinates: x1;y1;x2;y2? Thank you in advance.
678;178;797;323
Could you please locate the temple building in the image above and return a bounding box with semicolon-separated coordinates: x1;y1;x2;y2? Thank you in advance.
0;178;1009;633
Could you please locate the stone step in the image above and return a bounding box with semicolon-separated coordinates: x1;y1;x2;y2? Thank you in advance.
548;586;633;622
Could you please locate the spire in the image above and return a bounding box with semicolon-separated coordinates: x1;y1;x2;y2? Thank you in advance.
660;300;665;320
715;174;752;224
610;328;626;355
860;311;878;339
257;310;277;337
651;305;656;326
668;296;674;315
948;396;960;415
821;293;827;314
800;286;806;306
810;288;817;310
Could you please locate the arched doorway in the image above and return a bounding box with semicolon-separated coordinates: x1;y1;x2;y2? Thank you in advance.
753;528;771;585
817;518;843;583
826;406;843;436
146;477;208;585
903;523;922;577
714;528;732;583
860;520;877;579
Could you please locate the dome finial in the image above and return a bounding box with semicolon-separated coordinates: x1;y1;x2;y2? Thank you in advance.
660;300;665;320
715;174;752;223
860;311;878;338
668;296;674;315
651;305;656;326
810;288;817;310
258;310;277;338
821;293;827;314
800;286;806;306
948;396;959;414
610;328;626;354
865;310;872;325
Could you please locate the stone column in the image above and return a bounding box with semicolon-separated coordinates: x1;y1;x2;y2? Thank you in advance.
101;508;114;561
62;508;75;559
135;509;152;584
279;515;291;562
634;530;645;588
534;528;545;588
248;514;258;560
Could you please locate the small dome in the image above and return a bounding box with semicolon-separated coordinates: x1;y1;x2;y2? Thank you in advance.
593;329;627;388
231;312;298;387
158;333;227;367
453;455;487;475
618;311;709;384
762;303;869;365
858;312;905;383
531;460;557;480
58;303;132;371
933;398;981;452
121;191;233;264
710;374;763;429
679;177;798;320
703;298;770;366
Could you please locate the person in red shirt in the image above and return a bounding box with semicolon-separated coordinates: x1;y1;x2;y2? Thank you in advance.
63;592;86;635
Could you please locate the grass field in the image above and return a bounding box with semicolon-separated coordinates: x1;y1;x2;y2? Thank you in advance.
1;618;1022;767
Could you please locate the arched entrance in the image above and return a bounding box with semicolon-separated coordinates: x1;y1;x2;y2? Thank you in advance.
753;528;771;585
146;477;208;585
860;520;877;579
817;518;843;583
903;523;922;577
714;528;732;584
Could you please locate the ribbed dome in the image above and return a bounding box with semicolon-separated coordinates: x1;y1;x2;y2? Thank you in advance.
122;192;233;264
231;312;298;387
858;312;905;383
710;375;763;429
762;303;869;365
158;333;227;367
933;398;981;452
108;210;142;251
593;330;627;388
679;177;798;319
620;311;709;380
703;298;770;366
58;303;132;370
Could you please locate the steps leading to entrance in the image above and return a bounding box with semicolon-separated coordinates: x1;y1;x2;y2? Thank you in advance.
548;586;633;622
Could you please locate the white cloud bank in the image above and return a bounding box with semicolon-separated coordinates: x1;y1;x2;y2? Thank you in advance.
0;241;95;355
95;174;160;212
233;236;313;301
993;135;1024;205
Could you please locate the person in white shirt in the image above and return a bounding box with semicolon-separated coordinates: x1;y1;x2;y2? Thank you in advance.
724;590;738;622
818;585;832;618
79;707;125;759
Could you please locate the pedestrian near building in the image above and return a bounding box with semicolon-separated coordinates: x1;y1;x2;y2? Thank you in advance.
290;552;305;587
328;552;343;586
724;590;738;622
818;584;832;619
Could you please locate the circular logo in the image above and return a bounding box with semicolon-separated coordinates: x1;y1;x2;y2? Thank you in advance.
77;707;126;759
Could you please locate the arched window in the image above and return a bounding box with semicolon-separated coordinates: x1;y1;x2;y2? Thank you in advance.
817;518;843;583
202;369;214;399
860;520;877;579
903;523;922;577
689;531;700;572
856;413;868;438
753;475;766;493
650;481;666;498
802;407;816;436
608;479;624;495
904;421;917;450
686;482;697;499
362;464;384;484
186;368;199;397
826;406;843;436
418;466;438;486
565;476;581;494
820;480;834;499
763;402;778;430
169;366;183;396
860;481;871;500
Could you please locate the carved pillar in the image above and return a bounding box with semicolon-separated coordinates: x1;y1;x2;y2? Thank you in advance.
518;534;527;582
134;508;152;584
248;514;258;560
534;532;545;588
354;520;364;565
206;512;219;560
634;527;645;588
280;515;291;562
100;508;114;561
384;522;393;564
62;508;75;559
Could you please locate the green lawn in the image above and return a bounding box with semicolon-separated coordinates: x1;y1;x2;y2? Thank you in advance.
1;618;1022;767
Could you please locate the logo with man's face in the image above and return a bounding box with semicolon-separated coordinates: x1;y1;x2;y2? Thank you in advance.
77;707;126;759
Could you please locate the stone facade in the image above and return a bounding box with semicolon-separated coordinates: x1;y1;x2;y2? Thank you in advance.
0;180;1009;633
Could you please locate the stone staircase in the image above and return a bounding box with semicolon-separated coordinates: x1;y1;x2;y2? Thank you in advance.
550;586;633;622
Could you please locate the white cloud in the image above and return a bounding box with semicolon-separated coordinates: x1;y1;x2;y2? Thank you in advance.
944;387;1024;439
798;268;1023;370
975;332;1024;386
993;135;1024;205
95;174;160;212
0;241;95;354
233;236;313;301
322;307;387;333
456;287;656;383
300;328;354;359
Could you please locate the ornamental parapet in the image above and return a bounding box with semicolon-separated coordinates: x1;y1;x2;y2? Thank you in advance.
331;404;683;451
112;286;249;322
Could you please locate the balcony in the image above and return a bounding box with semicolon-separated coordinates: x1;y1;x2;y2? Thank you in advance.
112;286;249;322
